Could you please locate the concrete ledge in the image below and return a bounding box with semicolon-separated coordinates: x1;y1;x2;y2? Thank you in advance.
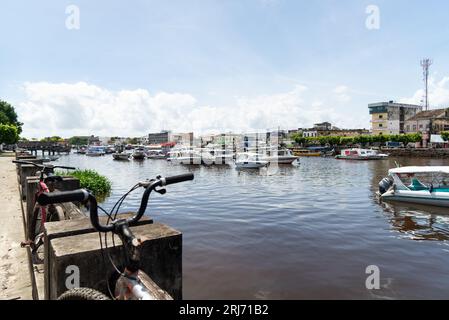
45;221;181;300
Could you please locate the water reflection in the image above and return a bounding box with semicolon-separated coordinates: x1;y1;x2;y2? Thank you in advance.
379;201;449;241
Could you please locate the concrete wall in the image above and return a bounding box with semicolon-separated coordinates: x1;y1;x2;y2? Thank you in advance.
44;219;182;300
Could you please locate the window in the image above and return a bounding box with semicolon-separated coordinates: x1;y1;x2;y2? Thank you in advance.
379;124;383;128
419;124;423;129
413;125;417;131
379;115;383;119
406;125;410;132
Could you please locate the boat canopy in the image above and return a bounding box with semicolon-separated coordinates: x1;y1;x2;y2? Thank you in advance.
389;166;449;175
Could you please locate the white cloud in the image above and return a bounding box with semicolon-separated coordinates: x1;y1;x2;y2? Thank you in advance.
399;76;449;107
333;85;351;103
16;81;362;138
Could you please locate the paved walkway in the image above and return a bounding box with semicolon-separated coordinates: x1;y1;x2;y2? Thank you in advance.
0;155;32;299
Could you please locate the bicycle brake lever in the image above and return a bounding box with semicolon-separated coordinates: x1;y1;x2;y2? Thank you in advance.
154;187;166;195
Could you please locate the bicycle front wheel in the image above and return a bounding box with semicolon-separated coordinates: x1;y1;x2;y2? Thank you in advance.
58;288;110;300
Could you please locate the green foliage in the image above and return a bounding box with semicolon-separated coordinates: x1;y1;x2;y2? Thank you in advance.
0;124;19;144
300;133;422;146
441;131;449;141
40;136;64;143
291;133;306;144
69;136;89;145
57;169;112;198
0;100;22;134
127;137;139;145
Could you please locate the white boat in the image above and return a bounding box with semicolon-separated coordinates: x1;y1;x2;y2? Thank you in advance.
86;146;106;156
201;146;234;165
235;153;269;169
336;148;388;160
112;152;131;160
145;147;167;159
168;147;203;165
261;148;299;164
378;166;449;207
132;146;146;160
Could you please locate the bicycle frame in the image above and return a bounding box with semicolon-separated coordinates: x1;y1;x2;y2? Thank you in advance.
115;269;161;300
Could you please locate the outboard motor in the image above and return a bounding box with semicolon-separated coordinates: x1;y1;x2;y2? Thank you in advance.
378;177;393;195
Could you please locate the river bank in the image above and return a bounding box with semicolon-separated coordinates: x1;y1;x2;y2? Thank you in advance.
381;148;449;158
0;156;32;299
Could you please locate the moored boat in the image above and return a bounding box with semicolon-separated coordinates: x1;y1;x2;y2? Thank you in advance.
112;152;131;160
335;148;388;160
132;146;146;160
292;148;322;157
168;147;203;165
377;166;449;207
86;146;106;156
261;148;299;164
235;153;269;169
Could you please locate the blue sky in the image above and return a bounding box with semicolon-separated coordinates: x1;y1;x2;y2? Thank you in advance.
2;0;449;138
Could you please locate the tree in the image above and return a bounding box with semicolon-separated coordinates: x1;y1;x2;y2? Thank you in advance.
127;137;139;145
441;131;449;141
40;136;64;143
0;100;22;134
69;136;89;146
0;124;19;145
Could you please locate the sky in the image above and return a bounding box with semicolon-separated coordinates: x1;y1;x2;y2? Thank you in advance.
2;0;449;138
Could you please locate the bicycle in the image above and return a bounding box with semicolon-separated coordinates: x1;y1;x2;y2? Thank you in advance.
36;172;194;300
12;160;76;261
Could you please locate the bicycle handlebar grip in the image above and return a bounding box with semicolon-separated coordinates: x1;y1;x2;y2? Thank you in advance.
163;173;194;186
37;189;89;205
56;166;76;170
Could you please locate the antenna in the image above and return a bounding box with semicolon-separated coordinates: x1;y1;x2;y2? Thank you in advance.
420;58;433;111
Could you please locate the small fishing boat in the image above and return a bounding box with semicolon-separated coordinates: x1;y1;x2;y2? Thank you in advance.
112;152;131;160
378;166;449;207
335;148;388;160
321;149;336;157
292;148;322;157
146;148;167;159
235;153;269;169
86;146;106;156
132;146;146;160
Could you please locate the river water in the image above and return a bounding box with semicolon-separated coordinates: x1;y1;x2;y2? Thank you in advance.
55;153;449;299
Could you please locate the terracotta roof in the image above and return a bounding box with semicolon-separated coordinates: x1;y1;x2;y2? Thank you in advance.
406;108;448;121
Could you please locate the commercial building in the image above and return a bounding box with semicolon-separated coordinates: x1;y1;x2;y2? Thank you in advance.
302;122;369;138
404;108;449;134
147;131;170;144
368;101;422;135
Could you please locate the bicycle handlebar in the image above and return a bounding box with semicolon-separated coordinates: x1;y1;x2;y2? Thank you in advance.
12;160;76;171
37;173;194;233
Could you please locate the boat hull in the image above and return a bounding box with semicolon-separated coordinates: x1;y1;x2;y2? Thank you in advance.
262;156;299;164
113;154;130;160
335;155;384;160
380;190;449;207
235;162;268;169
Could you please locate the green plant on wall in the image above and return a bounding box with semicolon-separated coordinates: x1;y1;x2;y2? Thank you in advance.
56;169;112;200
